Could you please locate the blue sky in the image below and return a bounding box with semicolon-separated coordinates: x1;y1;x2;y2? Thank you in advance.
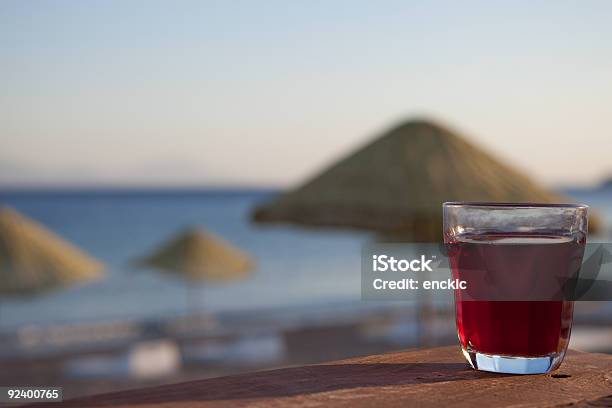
1;0;611;187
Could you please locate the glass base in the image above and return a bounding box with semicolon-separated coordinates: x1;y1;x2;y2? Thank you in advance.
462;348;564;374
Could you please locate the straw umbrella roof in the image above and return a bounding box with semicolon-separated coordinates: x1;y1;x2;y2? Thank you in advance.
137;228;253;282
0;207;103;296
252;119;602;240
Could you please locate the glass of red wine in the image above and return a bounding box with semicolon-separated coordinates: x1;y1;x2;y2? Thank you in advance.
443;202;588;374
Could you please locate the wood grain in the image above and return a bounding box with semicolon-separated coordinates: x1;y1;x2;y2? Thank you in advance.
30;346;612;408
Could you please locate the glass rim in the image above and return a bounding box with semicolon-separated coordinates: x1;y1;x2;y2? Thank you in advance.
443;201;588;209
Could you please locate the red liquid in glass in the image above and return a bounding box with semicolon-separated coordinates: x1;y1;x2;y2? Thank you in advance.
447;233;583;357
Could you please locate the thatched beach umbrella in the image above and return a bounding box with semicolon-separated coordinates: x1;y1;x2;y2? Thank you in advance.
253;119;602;241
0;207;103;297
136;228;253;311
253;118;602;346
0;206;103;327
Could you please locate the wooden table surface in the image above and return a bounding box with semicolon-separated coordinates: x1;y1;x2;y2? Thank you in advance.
32;346;612;408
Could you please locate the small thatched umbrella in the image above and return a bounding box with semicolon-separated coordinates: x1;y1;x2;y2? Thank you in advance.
135;228;253;312
253;119;602;241
0;207;103;321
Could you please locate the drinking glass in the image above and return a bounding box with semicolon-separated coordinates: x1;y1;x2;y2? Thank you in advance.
443;202;588;374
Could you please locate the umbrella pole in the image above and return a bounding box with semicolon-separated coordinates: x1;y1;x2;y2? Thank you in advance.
200;284;204;316
192;285;197;314
186;285;193;315
415;242;433;347
187;285;201;316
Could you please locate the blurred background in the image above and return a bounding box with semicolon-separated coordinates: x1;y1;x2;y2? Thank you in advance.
1;0;612;399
